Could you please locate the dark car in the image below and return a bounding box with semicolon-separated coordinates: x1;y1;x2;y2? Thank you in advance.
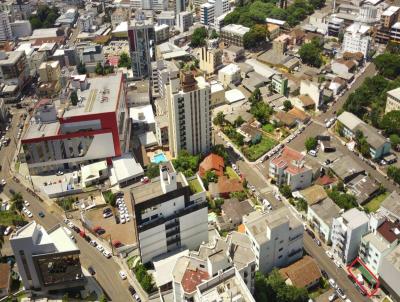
72;226;80;233
306;228;315;239
9;189;15;195
38;211;45;218
321;270;328;279
96;228;105;235
128;285;136;296
84;235;91;243
115;215;120;224
88;266;96;275
103;208;112;214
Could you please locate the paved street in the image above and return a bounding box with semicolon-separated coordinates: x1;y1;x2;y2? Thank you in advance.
0;111;134;302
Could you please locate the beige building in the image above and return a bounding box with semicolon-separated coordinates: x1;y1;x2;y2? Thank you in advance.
386;87;400;114
199;47;223;75
38;61;61;82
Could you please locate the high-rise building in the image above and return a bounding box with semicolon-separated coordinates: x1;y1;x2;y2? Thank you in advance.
10;221;85;293
176;0;185;14
166;71;212;157
0;11;12;41
198;46;223;74
176;11;193;32
128;15;155;80
130;162;208;263
200;0;229;26
342;23;372;58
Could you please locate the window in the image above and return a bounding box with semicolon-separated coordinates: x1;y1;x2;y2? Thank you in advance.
278;248;283;252
278;255;282;259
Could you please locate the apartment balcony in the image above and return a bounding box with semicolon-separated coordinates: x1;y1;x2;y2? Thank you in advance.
166;226;180;238
167;236;180;246
165;219;179;230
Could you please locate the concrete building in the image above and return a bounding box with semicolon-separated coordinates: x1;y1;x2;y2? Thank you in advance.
359;217;400;275
299;80;322;111
128;16;155;79
218;63;241;88
12;0;32;21
176;11;193;33
200;2;214;26
38;61;60;83
307;197;341;244
379;244;400;302
331;208;369;264
0;50;29;101
220;24;250;47
176;0;185;14
0;11;12;41
10;20;31;38
130;162;208;263
166;72;212;157
243;207;303;274
342;23;372;58
21;73;129;175
223;45;245;63
199;47;222;75
10;221;85;293
269;147;313;191
155;24;170;44
380;191;400;222
327;17;345;37
271;74;288;96
111;7;130;29
157;11;175;27
386;87;400;114
77;14;94;32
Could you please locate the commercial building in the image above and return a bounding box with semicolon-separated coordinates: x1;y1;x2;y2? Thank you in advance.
10;221;85;293
38;61;61;83
0;11;12;41
157;11;175;27
386;87;400;113
270;74;288;96
199;47;223;75
342;23;372;58
200;2;214;26
359;217;400;275
176;11;193;33
77;14;94;32
218;63;241;88
166;72;212;157
220;24;250;48
128;16;155;79
243;207;303;274
155;24;169;44
10;20;31;38
22;73;129;175
130;162;208;263
176;0;185;14
111;7;130;29
331;208;369;264
269;147;313;190
379;244;400;302
0;50;29;101
327;17;345;37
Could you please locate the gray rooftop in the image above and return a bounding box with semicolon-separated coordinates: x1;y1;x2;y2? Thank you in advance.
355;123;388;150
330;155;364;181
310;197;341;227
380;191;400;220
227;232;256;270
0;51;24;66
341;208;369;229
337;111;363;131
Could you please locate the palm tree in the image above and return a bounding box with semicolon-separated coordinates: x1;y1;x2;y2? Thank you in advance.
11;193;24;212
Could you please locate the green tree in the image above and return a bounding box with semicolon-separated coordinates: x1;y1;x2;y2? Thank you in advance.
380;110;400;135
374;53;400;79
29;17;42;29
295;198;308;212
279;185;292;199
304;136;317;152
229;191;248;201
388;165;400;184
355;130;370;158
390;134;400;146
283;100;293;112
99;294;107;302
210;144;229;165
299;42;322;67
95;62;104;75
118;52;131;68
103;191;116;207
243;24;267;49
172;150;200;177
250;102;273;125
134;264;154;293
191;27;208;47
77;61;87;75
11;193;24;212
70;91;78;106
209;29;219;39
234;116;245;127
202;170;217;189
213;111;226;126
249;87;262;105
327;188;357;210
146;163;160;179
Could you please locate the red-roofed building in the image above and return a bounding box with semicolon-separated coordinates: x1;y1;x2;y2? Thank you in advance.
0;264;11;298
315;175;335;187
209;176;244;198
198;153;225;178
181;269;209;293
269;147;313;190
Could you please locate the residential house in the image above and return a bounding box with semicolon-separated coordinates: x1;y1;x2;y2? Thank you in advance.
330;154;364;183
209;176;244;198
356;123;391;160
299;80;322;111
379;244;400;302
347;175;380;205
237;124;262;144
243;207;304;274
331;208;370;264
331;59;356;76
379;191;400;222
269;147;313;190
307;197;341;244
199;153;225;178
271;74;288;96
223;45;245;63
218;198;254;231
279;256;322;289
298;185;328;206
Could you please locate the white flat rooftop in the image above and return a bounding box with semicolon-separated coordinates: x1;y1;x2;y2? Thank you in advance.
130;104;155;125
112;153;144;183
63;73;122;118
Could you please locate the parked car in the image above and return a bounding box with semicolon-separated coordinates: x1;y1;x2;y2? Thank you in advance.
308;150;317;157
119;270;127;280
328;292;337;302
140;176;150;184
103;250;111;258
38;211;45;218
328;278;337;289
313;238;321;246
88;266;96;275
3;226;12;236
334;259;341;268
128;285;136;296
24;200;30;206
336;288;346;299
306;228;315;239
134;293;141;302
321;270;328;279
90;240;98;247
325;250;333;259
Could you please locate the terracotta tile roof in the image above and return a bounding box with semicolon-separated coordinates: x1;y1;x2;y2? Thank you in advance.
32;36;66;46
275;111;296;126
279;256;321;289
288;107;309;122
181;268;209;293
315;175;335;186
216;176;243;195
298;94;315;107
237;224;245;233
0;263;10;290
199;153;225;178
271;146;304;166
377;220;400;243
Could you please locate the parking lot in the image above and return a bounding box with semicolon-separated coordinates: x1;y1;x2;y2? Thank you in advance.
83;191;136;246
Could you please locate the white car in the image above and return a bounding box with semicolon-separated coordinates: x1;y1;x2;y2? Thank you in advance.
1;179;6;185
96;245;104;252
3;226;12;236
308;150;317;157
121;218;126;224
232;164;237;170
68;222;74;229
328;292;337;302
334;259;341;268
26;211;33;218
103;250;112;258
325;250;333;259
24;200;30;206
328;278;337;289
119;270;127;280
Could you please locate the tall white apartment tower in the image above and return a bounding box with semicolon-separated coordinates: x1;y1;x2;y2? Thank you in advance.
176;0;185;14
167;72;212;157
0;11;12;41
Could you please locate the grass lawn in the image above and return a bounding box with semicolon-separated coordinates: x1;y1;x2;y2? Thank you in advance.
364;192;389;213
0;211;24;226
189;178;203;194
262;123;275;133
242;136;278;161
226;167;240;180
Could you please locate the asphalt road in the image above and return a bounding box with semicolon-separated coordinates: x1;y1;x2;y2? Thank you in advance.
0;111;134;302
304;234;370;302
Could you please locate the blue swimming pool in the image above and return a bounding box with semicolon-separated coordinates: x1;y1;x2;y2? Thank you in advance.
151;152;168;164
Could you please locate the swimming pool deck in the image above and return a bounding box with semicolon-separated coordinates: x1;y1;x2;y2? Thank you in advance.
147;149;172;163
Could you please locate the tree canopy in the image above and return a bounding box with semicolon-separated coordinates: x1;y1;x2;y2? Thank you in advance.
191;27;208;47
118;52;131;68
304;137;317;152
380;110;400;135
299;38;323;67
172;150;200;177
374;53;400;80
243;24;268;49
77;61;87;75
11;193;24;212
29;5;60;29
